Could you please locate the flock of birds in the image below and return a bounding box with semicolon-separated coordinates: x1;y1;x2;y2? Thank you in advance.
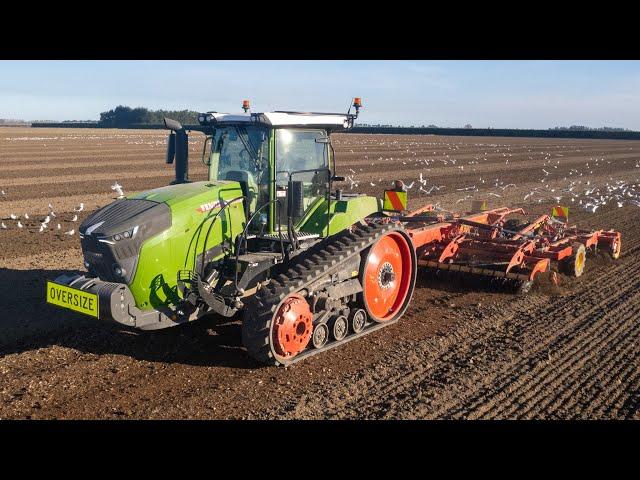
334;137;640;215
2;134;640;238
0;182;125;236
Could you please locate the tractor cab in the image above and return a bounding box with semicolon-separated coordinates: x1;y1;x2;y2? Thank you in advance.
204;118;331;232
165;101;362;238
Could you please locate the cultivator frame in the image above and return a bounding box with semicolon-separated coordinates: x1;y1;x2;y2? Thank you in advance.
397;203;622;289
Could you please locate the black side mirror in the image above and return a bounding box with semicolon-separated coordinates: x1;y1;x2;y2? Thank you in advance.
163;117;183;131
163;117;190;184
166;132;176;164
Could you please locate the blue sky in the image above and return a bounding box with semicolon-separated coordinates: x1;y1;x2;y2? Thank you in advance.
1;60;639;129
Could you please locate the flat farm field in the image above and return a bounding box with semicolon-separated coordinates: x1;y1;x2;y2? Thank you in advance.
1;127;639;419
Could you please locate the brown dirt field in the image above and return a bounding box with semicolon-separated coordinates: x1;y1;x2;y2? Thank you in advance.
0;127;638;419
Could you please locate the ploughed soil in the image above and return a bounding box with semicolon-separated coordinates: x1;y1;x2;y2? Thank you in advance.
0;127;638;419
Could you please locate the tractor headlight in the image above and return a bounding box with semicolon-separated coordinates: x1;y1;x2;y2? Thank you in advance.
198;112;215;125
98;226;139;244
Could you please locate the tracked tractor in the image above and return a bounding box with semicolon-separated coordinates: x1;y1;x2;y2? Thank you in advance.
46;98;622;366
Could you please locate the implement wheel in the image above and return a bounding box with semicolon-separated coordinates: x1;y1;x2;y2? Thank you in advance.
610;237;622;260
360;230;416;323
561;243;587;277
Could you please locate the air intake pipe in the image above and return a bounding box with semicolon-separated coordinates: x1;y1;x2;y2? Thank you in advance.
163;117;190;184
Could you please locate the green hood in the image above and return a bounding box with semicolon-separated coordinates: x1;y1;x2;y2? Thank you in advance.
128;180;241;209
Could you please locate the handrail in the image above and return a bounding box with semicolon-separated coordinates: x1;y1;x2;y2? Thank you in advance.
198;196;246;276
233;199;284;294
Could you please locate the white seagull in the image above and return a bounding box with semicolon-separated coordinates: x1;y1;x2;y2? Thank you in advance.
111;182;125;198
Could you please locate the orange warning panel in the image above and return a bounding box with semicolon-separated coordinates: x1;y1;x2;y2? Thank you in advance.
383;190;407;212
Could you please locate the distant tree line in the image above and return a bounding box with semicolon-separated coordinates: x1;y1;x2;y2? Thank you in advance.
0;118;29;125
550;125;631;132
350;126;640;140
98;106;200;127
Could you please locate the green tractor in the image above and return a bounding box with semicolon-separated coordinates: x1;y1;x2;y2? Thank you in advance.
46;98;417;365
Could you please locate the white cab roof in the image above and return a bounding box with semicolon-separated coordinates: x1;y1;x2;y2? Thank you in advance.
208;111;352;129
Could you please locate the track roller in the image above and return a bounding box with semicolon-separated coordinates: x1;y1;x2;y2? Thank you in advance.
560;243;587;277
311;323;329;349
349;308;367;334
330;315;348;341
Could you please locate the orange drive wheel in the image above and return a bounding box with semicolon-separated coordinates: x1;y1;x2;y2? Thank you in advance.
361;230;416;322
271;293;313;359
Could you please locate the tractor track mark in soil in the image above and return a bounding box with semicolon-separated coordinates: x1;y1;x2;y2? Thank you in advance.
449;256;640;417
475;289;640;419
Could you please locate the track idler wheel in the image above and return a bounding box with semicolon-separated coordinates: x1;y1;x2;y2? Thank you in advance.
349;308;367;334
360;230;416;323
330;315;348;341
272;293;313;359
560;243;587;277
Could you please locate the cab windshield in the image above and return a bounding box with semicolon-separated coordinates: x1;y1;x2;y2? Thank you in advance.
208;125;270;216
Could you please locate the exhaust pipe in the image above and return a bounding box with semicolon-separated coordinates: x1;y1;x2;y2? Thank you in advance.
163;117;190;184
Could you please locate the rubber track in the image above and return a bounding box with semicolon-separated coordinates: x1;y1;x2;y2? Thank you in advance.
242;222;401;366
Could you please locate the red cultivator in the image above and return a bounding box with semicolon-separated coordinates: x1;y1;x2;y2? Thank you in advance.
396;203;622;292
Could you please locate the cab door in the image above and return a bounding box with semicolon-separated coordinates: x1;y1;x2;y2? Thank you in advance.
273;128;329;230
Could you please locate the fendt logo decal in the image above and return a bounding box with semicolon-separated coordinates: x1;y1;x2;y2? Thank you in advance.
196;201;223;214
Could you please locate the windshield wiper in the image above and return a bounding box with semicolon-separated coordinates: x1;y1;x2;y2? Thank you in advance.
234;126;261;167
